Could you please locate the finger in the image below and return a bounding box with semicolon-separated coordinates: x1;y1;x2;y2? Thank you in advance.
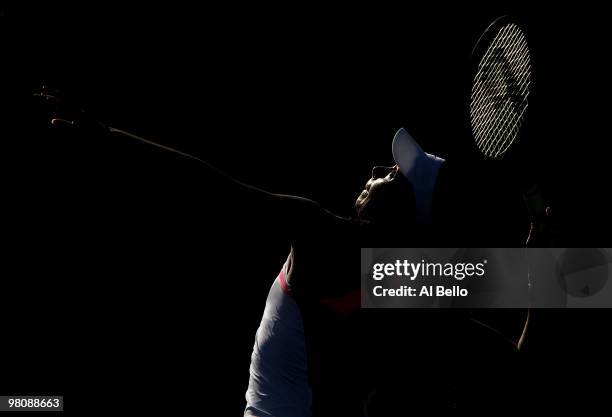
33;92;62;106
50;118;75;127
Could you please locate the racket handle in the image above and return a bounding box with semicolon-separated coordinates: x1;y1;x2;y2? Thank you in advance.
522;183;546;221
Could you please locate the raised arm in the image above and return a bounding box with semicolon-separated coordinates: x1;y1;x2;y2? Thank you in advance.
33;87;345;244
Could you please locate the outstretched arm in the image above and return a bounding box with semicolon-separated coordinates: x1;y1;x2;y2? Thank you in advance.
33;87;346;244
109;126;345;241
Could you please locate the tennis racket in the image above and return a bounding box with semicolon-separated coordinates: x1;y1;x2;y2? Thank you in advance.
469;15;547;219
469;15;549;349
470;16;531;160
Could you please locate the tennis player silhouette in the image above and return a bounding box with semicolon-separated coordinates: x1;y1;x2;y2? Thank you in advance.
34;87;546;416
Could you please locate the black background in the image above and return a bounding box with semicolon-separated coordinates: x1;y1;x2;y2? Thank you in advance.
2;2;611;414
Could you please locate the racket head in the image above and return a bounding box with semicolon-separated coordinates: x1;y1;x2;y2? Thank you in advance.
469;15;533;161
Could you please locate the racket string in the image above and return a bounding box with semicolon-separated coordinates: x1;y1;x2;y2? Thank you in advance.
470;23;531;159
473;50;529;154
471;25;530;128
472;25;530;157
